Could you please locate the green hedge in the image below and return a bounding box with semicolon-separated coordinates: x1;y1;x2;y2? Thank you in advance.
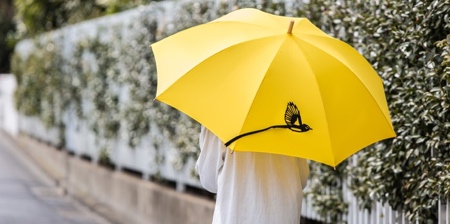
13;0;154;38
12;4;201;166
12;0;450;222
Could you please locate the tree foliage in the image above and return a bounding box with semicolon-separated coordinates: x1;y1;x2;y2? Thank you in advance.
0;0;15;72
13;0;153;38
343;0;449;222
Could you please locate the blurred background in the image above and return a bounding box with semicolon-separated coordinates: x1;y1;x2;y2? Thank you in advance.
0;0;449;223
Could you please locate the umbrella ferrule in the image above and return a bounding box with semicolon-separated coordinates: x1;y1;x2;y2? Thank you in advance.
287;20;294;34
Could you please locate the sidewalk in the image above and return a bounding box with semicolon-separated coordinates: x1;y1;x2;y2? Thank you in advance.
2;131;215;224
0;131;113;224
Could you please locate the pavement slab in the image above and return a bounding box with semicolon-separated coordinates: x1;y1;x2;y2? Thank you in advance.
0;132;113;224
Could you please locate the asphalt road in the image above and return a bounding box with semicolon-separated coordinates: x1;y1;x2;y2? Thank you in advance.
0;132;113;224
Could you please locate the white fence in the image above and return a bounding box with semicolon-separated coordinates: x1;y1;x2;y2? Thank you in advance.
340;159;449;224
301;156;450;223
0;74;18;136
6;77;449;224
12;1;202;193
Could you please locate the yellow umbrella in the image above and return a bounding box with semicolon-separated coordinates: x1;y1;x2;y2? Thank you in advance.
151;8;396;167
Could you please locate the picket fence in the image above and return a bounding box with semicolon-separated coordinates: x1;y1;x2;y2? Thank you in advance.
9;97;450;223
301;156;450;223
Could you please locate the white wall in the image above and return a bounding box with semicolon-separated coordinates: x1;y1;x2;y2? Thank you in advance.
0;74;18;136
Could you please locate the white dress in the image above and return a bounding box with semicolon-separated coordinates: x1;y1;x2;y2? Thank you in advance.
196;126;310;224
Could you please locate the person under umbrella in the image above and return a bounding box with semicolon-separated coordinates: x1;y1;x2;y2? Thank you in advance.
152;7;396;224
196;125;309;224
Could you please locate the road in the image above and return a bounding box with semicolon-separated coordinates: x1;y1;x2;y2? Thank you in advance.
0;132;113;224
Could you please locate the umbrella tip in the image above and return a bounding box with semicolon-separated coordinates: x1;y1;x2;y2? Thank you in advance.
287;20;294;34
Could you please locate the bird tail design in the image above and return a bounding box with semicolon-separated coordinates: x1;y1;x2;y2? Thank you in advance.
224;102;312;147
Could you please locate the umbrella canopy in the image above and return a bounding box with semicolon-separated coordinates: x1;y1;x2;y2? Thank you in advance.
151;8;396;167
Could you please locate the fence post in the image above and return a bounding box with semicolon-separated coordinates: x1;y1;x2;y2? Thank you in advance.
0;74;18;136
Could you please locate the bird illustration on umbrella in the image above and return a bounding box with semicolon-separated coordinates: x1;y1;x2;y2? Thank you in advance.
284;102;312;132
224;102;312;146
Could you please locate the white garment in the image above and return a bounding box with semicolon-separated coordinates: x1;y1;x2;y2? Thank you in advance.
196;126;310;224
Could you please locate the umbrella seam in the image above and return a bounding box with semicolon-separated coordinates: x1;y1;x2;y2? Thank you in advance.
293;36;394;166
297;35;394;131
232;36;288;150
291;38;337;166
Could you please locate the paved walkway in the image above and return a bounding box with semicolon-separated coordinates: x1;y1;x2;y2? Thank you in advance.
0;132;113;224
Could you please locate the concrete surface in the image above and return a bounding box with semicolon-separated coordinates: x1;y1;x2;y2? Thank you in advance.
0;131;112;224
7;132;215;224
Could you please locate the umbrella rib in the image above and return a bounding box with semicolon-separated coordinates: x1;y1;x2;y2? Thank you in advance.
291;39;337;165
293;36;393;166
230;35;288;148
296;36;393;130
211;10;290;31
181;34;283;80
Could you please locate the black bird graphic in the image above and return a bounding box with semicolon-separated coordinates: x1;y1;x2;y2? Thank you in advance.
284;102;312;132
224;102;312;146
